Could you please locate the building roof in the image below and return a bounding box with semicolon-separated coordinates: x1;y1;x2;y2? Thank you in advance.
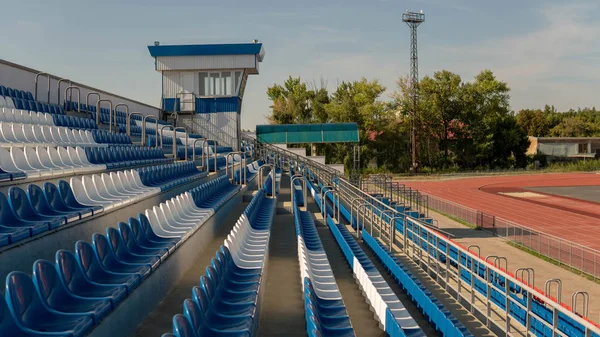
532;136;600;141
147;43;265;61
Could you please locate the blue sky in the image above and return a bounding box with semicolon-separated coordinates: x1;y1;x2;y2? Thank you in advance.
1;0;599;129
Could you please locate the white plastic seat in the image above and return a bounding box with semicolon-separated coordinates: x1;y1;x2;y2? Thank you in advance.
29;112;41;125
102;173;136;200
160;203;197;228
82;130;95;145
70;177;108;210
10;147;41;177
1;108;15;123
4;97;15;109
24;146;54;176
47;147;78;174
124;170;155;194
65;129;78;144
13;110;24;124
109;172;144;199
38;126;54;144
11;123;29;143
22;124;41;145
35;146;67;174
42;113;54;126
0;122;13;143
58;128;72;145
145;208;186;238
91;175;125;205
80;176;118;209
57;147;88;173
0;96;6;108
166;199;206;225
22;111;34;124
0;147;27;178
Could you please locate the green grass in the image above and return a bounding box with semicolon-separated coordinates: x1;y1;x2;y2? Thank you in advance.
506;242;600;284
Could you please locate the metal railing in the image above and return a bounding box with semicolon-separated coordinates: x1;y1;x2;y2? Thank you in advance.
255;139;600;337
425;193;600;280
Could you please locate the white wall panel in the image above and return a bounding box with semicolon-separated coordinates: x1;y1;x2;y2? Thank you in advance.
0;59;160;117
156;55;255;72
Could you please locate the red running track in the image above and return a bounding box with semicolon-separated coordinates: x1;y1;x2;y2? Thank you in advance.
400;173;600;249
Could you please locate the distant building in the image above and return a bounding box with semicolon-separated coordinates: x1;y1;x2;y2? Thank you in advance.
527;136;600;160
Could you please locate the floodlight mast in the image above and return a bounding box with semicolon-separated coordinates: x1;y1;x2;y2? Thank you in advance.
402;10;425;173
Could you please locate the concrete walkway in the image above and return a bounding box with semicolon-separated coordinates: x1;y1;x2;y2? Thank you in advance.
429;208;600;323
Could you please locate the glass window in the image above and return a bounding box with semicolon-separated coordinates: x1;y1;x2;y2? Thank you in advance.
199;73;207;95
579;143;588;154
222;72;232;95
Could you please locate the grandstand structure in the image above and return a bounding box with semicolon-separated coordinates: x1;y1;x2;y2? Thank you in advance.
0;43;599;337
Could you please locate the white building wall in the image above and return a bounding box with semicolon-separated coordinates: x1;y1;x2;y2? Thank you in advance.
156;55;256;72
0;59;160;117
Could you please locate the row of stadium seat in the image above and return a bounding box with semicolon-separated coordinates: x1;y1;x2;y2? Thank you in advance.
85;146;171;169
306;179;424;337
292;180;355;337
163;185;276;337
0;85;34;101
0;96;66;115
90;112;138;126
0;175;242;336
233;160;264;184
0;146;101;180
91;129;132;144
52;114;97;130
0;122;100;147
137;162;205;192
0;108;55;126
144;176;240;239
65;101;138;119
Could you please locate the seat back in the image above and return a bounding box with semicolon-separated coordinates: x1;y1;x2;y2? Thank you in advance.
5;271;42;326
43;182;70;212
0;292;22;335
106;227;128;257
55;249;87;293
32;259;70;309
118;221;137;251
8;186;37;220
183;298;206;335
27;184;53;215
75;240;103;279
172;314;197;337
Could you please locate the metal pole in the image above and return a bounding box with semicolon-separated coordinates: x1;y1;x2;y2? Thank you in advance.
64;86;81;112
57;79;71;106
142;115;159;147
96;99;112;130
114;103;129;135
34;72;50;103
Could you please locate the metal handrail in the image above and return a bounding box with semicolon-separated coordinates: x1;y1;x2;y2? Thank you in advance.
64;86;81;112
57;79;71;106
159;125;174;154
291;174;306;213
192;138;206;164
96;99;112;129
173;127;188;161
34;72;50;103
225;152;246;184
258;164;275;197
86;92;101;117
114;103;129;134
128;112;144;138
142;115;159;147
200;139;218;172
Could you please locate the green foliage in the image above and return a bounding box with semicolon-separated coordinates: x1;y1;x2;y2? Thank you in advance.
516;106;600;137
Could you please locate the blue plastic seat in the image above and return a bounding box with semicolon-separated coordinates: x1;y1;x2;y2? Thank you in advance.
56;180;103;216
75;240;140;292
55;249;127;307
128;217;176;252
43;182;89;219
27;184;81;223
8;187;64;229
32;259;112;324
91;233;152;279
117;222;169;259
184;298;252;337
5;271;95;337
0;192;47;236
106;227;160;269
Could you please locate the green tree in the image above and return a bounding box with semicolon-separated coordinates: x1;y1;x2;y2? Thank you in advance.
516;109;549;136
419;70;463;166
266;76;313;124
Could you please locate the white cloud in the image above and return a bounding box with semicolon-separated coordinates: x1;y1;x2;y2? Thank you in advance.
435;1;600;110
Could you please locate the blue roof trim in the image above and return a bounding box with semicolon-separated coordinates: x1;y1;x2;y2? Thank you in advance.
148;43;264;61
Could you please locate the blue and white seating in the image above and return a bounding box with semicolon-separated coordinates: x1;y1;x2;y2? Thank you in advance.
0;176;243;336
162;181;276;337
0;122;98;147
0;108;55;126
293;182;355;337
307;179;424;337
